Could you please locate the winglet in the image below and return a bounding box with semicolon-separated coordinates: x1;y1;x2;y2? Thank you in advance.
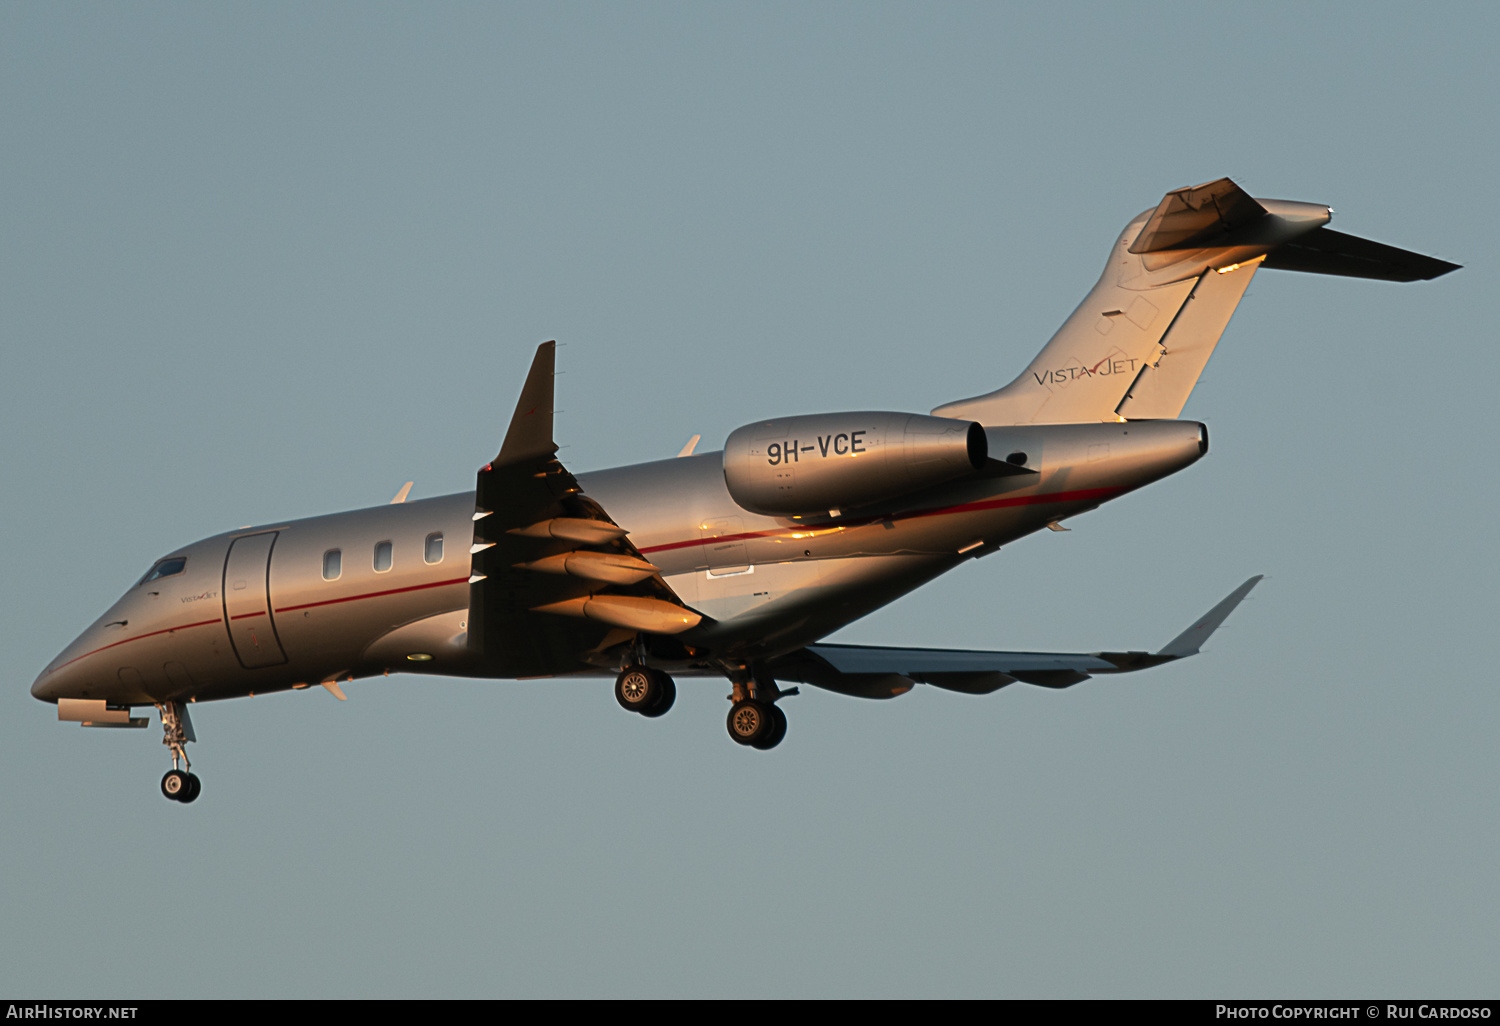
495;341;558;465
390;481;413;504
1157;575;1263;658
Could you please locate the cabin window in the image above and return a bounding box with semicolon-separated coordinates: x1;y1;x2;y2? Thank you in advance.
136;556;188;587
424;532;444;564
374;541;393;572
322;549;341;581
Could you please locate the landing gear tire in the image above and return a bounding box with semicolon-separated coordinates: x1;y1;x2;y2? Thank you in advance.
161;769;190;801
751;705;788;750
639;672;676;718
615;666;659;713
726;700;773;746
180;773;202;804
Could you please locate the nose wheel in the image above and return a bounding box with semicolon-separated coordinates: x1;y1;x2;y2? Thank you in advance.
161;769;202;803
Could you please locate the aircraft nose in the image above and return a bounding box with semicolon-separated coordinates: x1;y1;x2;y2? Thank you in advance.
31;629;101;703
32;661;67;702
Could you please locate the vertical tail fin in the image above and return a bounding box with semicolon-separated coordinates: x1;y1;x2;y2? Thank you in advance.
1114;257;1259;420
934;178;1457;427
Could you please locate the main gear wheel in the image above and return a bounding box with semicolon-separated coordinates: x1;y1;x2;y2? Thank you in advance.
615;666;676;717
726;700;774;745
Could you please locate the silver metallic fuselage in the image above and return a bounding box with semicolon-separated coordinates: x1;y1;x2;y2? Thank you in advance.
32;421;1206;707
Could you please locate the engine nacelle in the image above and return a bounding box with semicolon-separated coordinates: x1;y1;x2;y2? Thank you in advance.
723;411;988;516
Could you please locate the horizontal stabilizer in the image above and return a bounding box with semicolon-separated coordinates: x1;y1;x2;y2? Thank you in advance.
1261;227;1460;282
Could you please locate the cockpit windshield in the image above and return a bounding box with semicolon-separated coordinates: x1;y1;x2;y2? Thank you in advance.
136;556;188;587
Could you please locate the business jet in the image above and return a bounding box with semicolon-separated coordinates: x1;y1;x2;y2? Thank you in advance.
31;178;1457;803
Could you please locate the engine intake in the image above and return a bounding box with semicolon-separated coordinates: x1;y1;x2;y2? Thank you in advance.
723;412;987;516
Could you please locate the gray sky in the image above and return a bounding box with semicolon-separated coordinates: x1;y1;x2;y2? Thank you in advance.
2;1;1495;998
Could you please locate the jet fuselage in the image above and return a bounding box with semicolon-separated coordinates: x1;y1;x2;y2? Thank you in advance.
32;420;1206;707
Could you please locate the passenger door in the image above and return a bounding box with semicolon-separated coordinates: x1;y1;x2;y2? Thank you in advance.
222;532;289;669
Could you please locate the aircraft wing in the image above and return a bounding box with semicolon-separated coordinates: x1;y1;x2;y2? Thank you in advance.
467;342;704;678
768;576;1262;698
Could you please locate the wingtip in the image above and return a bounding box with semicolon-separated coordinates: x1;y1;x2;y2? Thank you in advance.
1155;574;1264;659
494;342;559;465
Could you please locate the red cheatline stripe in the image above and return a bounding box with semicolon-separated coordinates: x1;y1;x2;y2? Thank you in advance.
902;485;1126;521
40;618;224;676
635;485;1128;555
229;610;266;621
274;575;470;614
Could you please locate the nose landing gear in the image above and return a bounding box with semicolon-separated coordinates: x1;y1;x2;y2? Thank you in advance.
160;768;201;803
155;701;201;804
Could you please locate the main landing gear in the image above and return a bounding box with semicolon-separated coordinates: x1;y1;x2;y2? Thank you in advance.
614;665;677;718
724;668;795;751
155;701;201;804
612;651;795;750
726;699;787;750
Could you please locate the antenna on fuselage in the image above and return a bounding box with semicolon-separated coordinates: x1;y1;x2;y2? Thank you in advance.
390;481;414;504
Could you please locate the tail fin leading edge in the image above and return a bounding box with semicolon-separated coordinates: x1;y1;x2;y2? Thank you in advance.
935;178;1458;427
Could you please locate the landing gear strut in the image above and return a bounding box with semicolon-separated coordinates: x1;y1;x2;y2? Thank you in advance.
615;665;676;717
156;701;201;804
